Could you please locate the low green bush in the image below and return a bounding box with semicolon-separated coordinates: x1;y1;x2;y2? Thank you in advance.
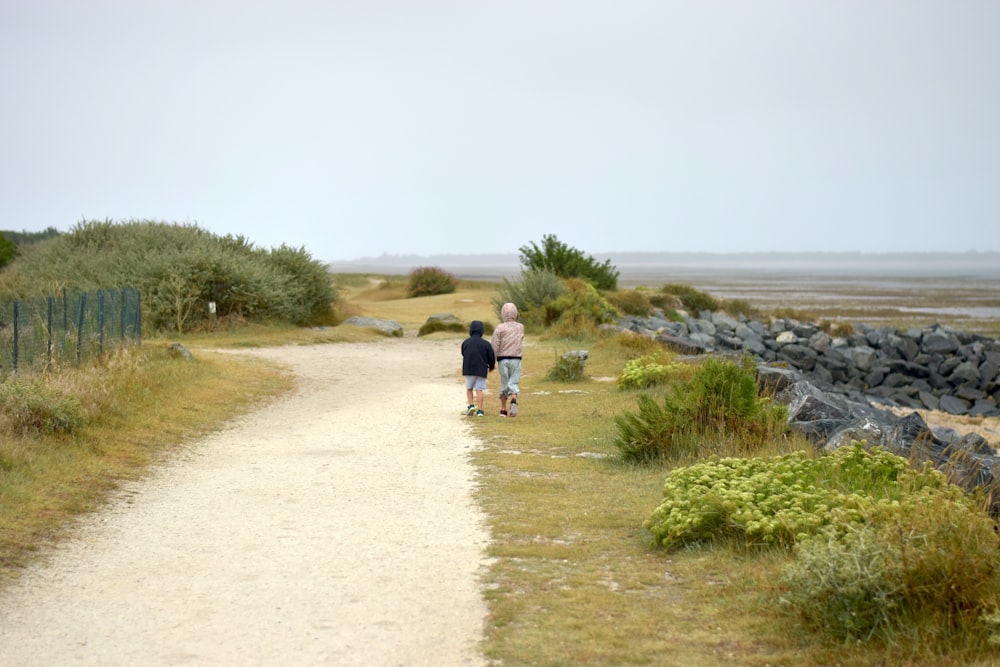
546;352;587;382
549;279;620;327
606;289;653;317
643;444;911;551
614;355;786;462
617;353;689;390
417;319;467;336
781;464;1000;645
407;266;457;298
0;377;85;436
658;283;719;316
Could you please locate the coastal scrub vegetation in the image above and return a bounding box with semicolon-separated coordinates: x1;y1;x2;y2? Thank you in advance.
0;219;337;332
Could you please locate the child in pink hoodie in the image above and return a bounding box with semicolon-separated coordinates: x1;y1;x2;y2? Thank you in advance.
491;302;525;417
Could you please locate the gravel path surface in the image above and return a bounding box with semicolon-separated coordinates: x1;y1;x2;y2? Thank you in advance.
0;338;490;666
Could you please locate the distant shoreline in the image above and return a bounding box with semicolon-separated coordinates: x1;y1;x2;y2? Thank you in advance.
328;251;1000;281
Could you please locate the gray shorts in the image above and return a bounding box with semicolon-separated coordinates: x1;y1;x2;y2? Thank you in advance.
464;375;487;391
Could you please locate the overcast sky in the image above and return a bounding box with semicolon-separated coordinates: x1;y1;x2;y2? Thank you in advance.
2;1;998;262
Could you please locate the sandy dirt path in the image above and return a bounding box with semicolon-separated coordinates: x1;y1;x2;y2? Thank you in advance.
0;337;490;666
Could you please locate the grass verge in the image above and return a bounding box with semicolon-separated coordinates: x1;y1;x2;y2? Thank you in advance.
470;331;1000;666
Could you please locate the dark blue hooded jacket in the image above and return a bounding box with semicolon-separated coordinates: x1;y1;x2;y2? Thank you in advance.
461;320;496;377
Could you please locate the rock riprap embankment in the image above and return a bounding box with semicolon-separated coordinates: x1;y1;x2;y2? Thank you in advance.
615;310;1000;509
618;310;1000;418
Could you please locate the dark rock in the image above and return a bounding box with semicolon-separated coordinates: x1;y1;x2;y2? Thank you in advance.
946;432;995;456
822;418;888;453
950;361;983;386
955;384;987;401
777;344;818;371
688;332;716;350
756;365;800;395
864;368;886;387
343;316;404;337
881;373;912;389
921;329;960;354
808;331;832;353
970;398;1000;418
655;334;708;355
919;390;940;411
885;359;931;378
844;345;877;372
938;394;971;415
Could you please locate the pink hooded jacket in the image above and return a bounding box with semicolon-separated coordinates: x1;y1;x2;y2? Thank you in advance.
491;302;524;359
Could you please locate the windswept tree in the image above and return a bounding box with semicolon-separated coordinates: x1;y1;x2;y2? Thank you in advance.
518;234;619;290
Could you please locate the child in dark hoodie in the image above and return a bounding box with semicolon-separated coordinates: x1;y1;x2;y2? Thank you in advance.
461;320;496;416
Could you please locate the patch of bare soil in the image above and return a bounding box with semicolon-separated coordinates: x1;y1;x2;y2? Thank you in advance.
0;338;489;666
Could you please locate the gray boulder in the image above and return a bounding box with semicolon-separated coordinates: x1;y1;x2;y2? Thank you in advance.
343;316;404;337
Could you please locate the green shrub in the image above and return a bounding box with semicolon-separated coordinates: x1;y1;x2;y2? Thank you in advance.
606;289;652;317
617;354;689;390
614;355;786;463
658;283;719;316
265;244;338;326
644;443;918;551
546;351;587;382
0;220;337;333
0;377;85;436
417;319;467;336
781;467;1000;644
518;234;619;290
549;279;620;327
407;266;457;298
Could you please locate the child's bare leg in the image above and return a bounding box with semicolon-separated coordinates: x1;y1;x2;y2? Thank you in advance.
475;390;485;411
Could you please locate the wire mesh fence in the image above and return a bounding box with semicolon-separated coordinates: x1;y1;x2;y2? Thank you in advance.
0;288;142;377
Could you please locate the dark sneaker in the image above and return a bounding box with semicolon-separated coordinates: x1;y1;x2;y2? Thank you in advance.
476;409;485;417
466;404;477;416
499;410;508;417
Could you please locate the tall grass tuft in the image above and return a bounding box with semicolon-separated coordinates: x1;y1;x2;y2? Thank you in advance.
491;269;565;330
605;288;653;316
657;283;719;315
614;355;787;462
0;377;84;436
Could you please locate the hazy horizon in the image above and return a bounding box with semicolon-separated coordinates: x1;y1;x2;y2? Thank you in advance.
3;2;998;260
329;249;1000;280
